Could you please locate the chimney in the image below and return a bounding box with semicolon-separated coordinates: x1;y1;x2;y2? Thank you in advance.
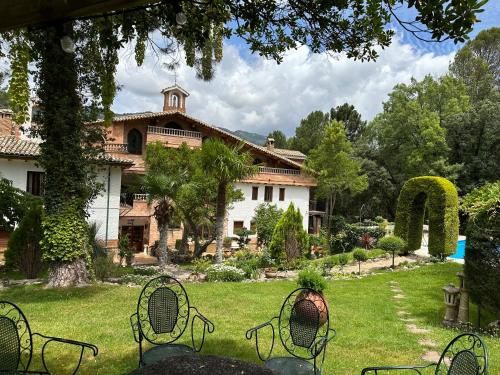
266;137;275;151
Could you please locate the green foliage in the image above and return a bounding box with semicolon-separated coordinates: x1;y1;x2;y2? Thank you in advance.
464;182;500;316
378;236;407;255
93;254;115;281
0;177;39;231
234;227;254;249
40;204;91;263
288;111;330;155
7;33;30;125
338;253;349;267
5;202;43;279
205;264;245;282
329;221;385;254
330;103;366;142
297;268;327;293
269;203;309;261
118;234;131;264
253;203;283;247
226;250;261;279
223;237;233;249
191;258;212;274
395;176;459;257
353;247;368;261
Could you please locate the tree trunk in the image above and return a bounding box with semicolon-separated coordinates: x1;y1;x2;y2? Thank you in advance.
47;259;88;288
214;182;227;264
157;220;169;266
179;224;189;255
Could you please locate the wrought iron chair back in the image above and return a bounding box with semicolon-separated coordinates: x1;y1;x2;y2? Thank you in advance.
278;288;330;360
0;301;33;373
436;333;487;375
137;276;190;345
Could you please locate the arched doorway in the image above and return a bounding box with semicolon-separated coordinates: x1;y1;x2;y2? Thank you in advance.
127;129;143;155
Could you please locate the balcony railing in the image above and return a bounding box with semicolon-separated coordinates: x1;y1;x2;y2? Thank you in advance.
259;166;301;175
147;126;202;139
104;143;128;153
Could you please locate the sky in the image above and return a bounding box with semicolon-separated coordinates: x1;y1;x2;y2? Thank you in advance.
112;2;500;137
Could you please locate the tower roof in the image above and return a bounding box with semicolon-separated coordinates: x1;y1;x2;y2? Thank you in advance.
160;84;189;97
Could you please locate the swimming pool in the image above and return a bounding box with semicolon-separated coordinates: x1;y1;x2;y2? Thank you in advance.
449;239;466;259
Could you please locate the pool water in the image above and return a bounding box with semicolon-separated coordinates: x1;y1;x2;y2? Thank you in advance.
449;239;466;259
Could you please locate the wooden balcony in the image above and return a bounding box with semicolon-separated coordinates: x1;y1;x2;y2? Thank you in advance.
146;126;203;148
242;166;316;187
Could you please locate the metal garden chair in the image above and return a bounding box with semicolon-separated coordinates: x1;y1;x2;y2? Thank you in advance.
361;333;488;374
0;300;98;375
129;275;214;367
246;288;336;375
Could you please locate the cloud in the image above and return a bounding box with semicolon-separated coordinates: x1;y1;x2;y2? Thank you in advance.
113;37;454;137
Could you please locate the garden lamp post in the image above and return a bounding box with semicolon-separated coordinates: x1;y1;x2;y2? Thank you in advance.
442;283;460;326
456;271;469;324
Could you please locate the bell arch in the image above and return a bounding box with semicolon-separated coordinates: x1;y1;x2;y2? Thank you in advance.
394;176;459;257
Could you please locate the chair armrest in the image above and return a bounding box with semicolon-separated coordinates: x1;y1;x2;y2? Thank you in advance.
189;306;215;352
33;332;98;374
361;363;437;374
130;313;141;343
310;328;336;357
245;317;278;362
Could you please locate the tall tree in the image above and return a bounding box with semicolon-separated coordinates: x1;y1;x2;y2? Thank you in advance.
307;120;367;233
140;142;188;266
288;111;330;155
267;130;287;148
330;103;366;143
200;139;257;263
1;1;486;285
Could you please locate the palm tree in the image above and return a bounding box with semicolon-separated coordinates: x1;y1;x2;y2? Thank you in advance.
140;142;187;266
200;139;258;263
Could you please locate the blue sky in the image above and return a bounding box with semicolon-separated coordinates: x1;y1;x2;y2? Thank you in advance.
113;3;499;137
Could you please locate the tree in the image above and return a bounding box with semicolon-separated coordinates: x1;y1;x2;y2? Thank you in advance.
0;177;37;231
140;142;189;266
288;111;329;155
330;103;366;143
450;28;499;103
1;1;486;285
267;130;287;149
307;120;368;234
269;203;309;262
200;139;257;263
253;203;283;247
352;248;367;275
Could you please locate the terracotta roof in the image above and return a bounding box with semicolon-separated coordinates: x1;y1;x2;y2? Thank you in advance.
0;136;133;165
267;147;306;159
93;111;305;169
161;84;190;96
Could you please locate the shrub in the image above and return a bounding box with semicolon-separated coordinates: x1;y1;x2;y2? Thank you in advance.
234;227;254;249
353;247;368;274
338;253;349;269
175;239;182;250
94;254;115;281
269;203;309;261
133;266;161;276
227;250;262;279
330;224;385;253
223;237;233;249
253;203;283;247
297;268;327;293
118;234;133;266
258;248;276;269
394;176;459;257
322;256;339;269
191;258;212;274
378;235;407;268
360;233;375;249
206;264;245;282
5;202;43;279
463;182;500;317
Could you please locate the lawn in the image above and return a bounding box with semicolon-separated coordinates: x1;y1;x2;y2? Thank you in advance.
0;263;498;374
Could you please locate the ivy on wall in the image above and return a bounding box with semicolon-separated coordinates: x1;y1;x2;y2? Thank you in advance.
394;176;459;257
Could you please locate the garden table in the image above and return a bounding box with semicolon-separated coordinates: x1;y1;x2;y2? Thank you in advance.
127;354;276;375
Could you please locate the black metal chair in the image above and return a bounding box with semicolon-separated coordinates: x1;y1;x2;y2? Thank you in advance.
129;275;214;366
246;288;336;375
361;333;488;374
0;300;98;374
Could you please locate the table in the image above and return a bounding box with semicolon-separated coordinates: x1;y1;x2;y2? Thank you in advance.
128;355;276;375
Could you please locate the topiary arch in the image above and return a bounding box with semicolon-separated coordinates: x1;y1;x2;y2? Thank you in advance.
394;176;459;257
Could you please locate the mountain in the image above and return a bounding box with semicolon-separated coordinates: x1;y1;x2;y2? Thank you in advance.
220;128;267;145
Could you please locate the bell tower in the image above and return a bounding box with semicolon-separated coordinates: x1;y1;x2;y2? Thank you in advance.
161;84;189;113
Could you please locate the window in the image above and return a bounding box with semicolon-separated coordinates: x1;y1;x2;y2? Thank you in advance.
252;186;259;200
170;94;179;108
26;171;44;196
127;129;143;155
233;221;244;232
264;186;273;202
279;187;286;201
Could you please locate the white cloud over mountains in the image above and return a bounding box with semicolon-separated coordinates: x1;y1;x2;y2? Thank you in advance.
113;37;454;137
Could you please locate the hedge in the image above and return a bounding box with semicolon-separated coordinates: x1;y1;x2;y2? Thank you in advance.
394;176;459;257
463;182;500;316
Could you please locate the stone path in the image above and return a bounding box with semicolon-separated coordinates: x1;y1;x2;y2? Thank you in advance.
388;280;440;363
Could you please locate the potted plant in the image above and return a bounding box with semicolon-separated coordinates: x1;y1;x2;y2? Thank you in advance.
296;268;328;326
118;234;130;266
264;266;278;278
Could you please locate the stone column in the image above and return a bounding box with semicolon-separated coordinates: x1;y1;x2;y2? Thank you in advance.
457;271;470;323
442;283;460;326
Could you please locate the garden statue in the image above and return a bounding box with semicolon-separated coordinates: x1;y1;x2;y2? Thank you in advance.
442;283;460;326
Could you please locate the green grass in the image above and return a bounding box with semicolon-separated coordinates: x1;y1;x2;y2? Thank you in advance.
0;263;498;374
